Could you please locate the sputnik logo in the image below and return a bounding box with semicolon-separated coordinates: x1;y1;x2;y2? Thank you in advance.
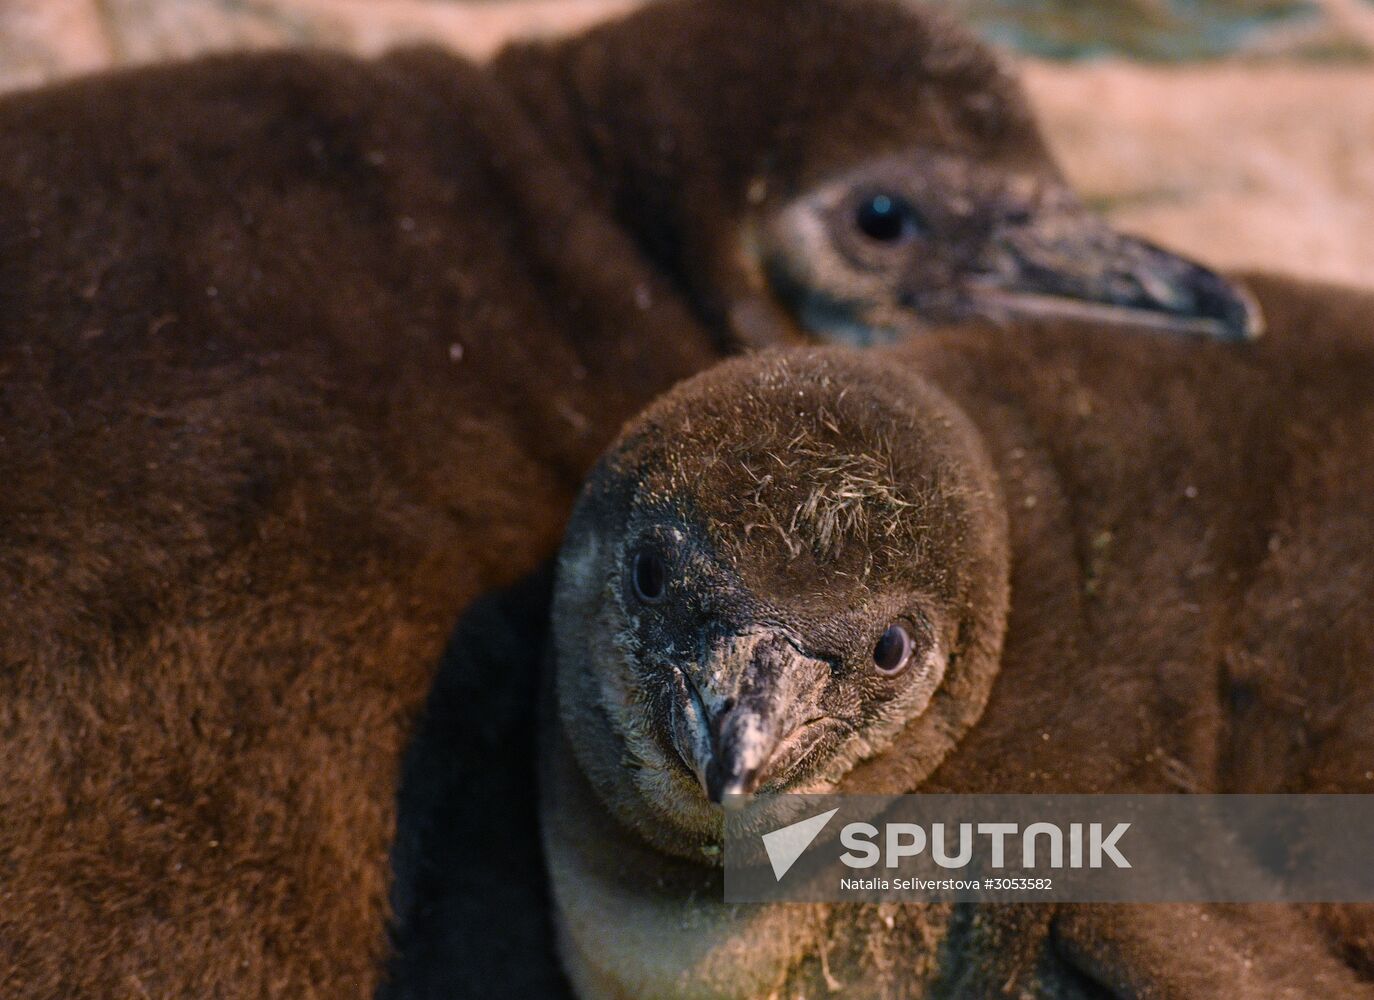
761;808;839;881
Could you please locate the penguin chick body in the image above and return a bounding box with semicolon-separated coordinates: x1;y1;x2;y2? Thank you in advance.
546;272;1374;997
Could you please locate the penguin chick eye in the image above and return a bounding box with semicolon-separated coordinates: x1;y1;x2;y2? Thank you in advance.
629;547;668;605
854;193;922;244
872;622;914;675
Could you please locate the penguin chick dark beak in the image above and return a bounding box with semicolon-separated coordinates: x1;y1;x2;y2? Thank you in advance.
962;186;1263;342
668;630;830;807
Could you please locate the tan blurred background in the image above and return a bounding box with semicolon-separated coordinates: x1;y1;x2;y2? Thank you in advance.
1;0;1370;288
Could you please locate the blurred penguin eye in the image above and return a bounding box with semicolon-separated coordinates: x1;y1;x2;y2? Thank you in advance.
629;547;668;604
854;193;922;244
872;622;913;675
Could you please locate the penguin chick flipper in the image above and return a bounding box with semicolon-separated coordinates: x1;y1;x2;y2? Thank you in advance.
383;568;571;1000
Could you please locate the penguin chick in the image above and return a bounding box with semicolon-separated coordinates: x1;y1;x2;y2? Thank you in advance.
543;276;1374;998
550;351;1010;860
542;349;1011;998
496;0;1262;347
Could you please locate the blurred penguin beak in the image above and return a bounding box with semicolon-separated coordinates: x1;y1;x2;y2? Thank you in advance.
961;182;1263;342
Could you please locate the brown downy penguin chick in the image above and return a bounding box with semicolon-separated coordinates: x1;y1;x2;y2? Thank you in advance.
546;274;1374;997
0;0;1259;995
494;0;1261;347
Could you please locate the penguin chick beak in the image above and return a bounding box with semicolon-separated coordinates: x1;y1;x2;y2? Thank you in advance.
668;630;830;807
962;187;1263;342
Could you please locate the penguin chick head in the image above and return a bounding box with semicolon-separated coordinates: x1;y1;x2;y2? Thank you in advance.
552;350;1010;858
497;0;1261;348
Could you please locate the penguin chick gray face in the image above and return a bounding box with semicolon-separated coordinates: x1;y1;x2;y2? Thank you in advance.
552;351;1010;854
756;150;1263;345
